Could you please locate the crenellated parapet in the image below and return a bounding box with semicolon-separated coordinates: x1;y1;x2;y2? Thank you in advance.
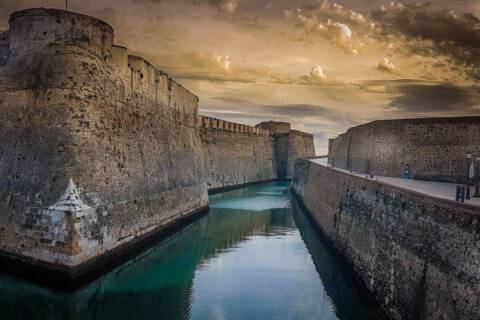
199;118;315;189
255;121;291;134
8;8;114;59
198;116;269;136
0;8;199;129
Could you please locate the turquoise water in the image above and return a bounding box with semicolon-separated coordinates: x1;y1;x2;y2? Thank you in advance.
0;181;384;320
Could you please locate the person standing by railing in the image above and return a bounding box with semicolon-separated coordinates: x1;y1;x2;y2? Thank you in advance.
403;163;411;179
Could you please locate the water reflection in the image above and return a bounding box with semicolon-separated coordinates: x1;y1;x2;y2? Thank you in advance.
0;181;383;320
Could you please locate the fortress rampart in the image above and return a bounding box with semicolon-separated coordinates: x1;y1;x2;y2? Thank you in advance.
199;116;314;190
328;117;480;183
0;8;207;272
0;8;315;280
279;130;316;179
292;159;480;320
198;116;269;135
294;116;480;319
199;116;277;190
8;8;114;59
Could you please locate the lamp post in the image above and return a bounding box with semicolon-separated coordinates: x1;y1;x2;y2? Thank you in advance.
475;157;480;197
466;154;473;200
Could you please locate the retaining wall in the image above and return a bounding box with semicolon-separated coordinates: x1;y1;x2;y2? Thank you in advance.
292;159;480;320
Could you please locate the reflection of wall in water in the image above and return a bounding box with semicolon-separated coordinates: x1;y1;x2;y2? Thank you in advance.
0;198;293;319
291;200;385;320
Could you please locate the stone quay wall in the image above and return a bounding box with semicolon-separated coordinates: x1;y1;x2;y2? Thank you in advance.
0;8;208;270
328;117;480;183
292;159;480;320
0;8;316;275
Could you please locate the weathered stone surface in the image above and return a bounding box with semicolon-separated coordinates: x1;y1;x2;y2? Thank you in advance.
256;121;291;134
282;130;316;179
0;8;208;269
199;117;315;189
199;117;276;190
255;121;316;179
0;8;316;275
328;117;480;183
292;159;480;320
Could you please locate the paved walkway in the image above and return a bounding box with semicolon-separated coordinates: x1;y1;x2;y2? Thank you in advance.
310;158;480;207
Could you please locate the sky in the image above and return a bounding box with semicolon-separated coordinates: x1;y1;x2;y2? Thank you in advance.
1;0;479;154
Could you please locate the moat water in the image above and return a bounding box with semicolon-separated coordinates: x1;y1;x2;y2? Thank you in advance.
0;181;383;320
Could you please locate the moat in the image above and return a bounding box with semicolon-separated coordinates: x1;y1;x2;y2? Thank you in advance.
0;182;383;320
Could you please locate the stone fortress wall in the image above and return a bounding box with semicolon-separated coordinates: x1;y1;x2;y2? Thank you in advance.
0;8;315;277
292;159;480;320
294;116;480;319
199;117;315;190
199;116;270;135
0;8;208;271
256;121;316;180
328;117;480;183
199;116;277;191
283;130;316;179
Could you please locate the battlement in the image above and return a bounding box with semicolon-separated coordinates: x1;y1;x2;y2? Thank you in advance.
8;8;114;59
0;8;200;128
111;45;128;71
198;116;270;136
256;121;291;134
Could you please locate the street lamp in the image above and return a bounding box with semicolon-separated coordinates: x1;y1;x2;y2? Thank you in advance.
475;157;480;197
466;154;473;200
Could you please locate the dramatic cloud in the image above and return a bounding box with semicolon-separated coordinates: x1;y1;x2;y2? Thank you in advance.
296;0;368;26
377;58;396;73
285;7;360;53
299;65;328;83
202;101;359;153
387;82;480;114
284;0;380;54
182;52;232;71
359;80;480;116
310;65;327;80
371;2;480;77
137;51;275;83
372;2;480;49
209;0;239;13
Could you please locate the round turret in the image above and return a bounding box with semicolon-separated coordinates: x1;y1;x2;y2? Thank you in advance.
8;8;114;60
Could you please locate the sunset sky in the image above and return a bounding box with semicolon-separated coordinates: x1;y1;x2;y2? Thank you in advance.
1;0;479;153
